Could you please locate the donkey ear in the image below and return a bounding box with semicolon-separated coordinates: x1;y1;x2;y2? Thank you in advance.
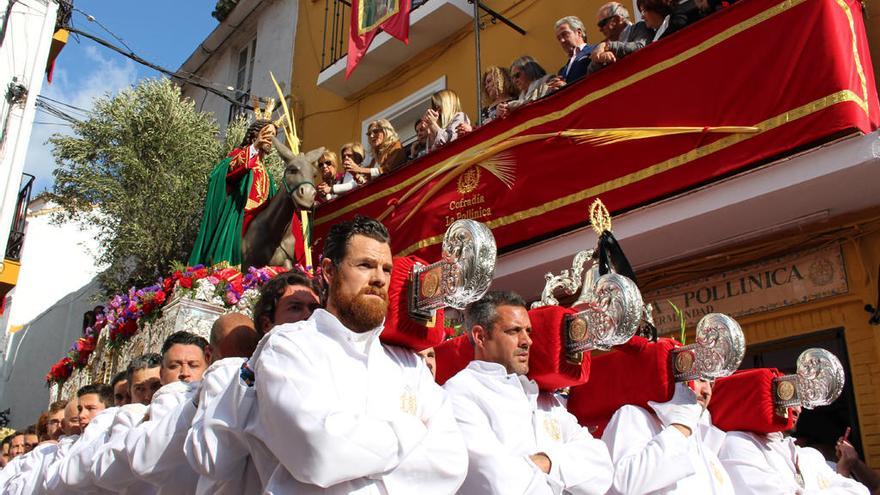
304;147;326;164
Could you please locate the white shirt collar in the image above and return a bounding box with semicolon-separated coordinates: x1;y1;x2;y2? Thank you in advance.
311;308;385;356
653;15;671;41
466;360;540;395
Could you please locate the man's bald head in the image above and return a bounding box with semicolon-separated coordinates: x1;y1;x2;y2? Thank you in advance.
210;312;258;361
63;398;80;436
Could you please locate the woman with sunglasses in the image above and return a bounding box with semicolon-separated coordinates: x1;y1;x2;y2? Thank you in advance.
479;67;518;124
496;56;557;119
345;119;406;180
423;89;471;152
315;150;345;202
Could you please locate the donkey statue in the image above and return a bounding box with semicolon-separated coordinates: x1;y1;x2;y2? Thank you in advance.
241;137;323;271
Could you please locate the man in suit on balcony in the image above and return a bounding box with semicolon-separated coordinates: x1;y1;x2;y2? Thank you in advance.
555;16;593;84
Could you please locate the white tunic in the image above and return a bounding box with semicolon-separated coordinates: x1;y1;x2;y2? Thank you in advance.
444;361;613;495
40;434;79;494
719;431;869;494
602;404;733;495
184;357;263;495
91;404;156;495
2;441;59;495
55;406;118;494
250;308;468;494
125;380;199;495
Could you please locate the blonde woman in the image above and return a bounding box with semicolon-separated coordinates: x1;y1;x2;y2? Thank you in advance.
480;66;518;123
315;150;343;202
346;119;406;179
424;89;471;151
320;142;366;196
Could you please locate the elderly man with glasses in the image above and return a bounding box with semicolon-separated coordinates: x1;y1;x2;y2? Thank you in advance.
589;2;654;71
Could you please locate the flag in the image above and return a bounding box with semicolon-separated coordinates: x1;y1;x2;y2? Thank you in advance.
346;0;411;79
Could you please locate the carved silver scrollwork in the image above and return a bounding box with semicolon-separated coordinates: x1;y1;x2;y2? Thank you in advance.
672;313;745;382
530;249;594;309
410;220;497;318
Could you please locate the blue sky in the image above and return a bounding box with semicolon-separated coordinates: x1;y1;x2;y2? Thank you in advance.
26;0;221;192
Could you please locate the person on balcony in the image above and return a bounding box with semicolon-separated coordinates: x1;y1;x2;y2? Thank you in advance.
589;3;654;72
641;0;701;42
555;16;593;84
480;66;518;124
408;118;430;160
346;119;406;179
496;56;559;119
316;150;345;202
424;89;471;152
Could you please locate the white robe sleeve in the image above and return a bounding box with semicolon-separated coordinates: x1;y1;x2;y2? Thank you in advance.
799;447;870;495
602;405;696;495
253;336;429;488
57;408;117;490
381;359;467;494
40;435;78;494
184;359;250;482
445;384;554;494
542;408;613;495
91;405;147;491
127;386;199;491
719;431;796;494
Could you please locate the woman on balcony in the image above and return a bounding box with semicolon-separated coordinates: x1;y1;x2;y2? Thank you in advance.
424;89;471;152
480;66;518;124
319;142;366;197
346;120;406;179
496;56;559;119
316;150;348;202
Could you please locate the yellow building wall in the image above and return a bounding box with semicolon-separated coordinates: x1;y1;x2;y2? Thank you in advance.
290;0;609;154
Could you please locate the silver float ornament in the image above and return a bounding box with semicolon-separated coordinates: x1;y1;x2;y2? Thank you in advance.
408;219;497;320
773;348;845;409
672;313;746;382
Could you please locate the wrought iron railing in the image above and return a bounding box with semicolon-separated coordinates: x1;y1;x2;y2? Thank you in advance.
320;0;430;71
5;174;34;261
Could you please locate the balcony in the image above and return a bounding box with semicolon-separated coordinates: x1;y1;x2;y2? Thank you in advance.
314;0;879;273
0;174;34;299
318;0;473;98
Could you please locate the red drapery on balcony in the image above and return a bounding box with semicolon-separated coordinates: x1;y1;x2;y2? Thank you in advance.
314;0;879;260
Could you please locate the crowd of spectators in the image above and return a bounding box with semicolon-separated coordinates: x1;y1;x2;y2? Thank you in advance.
315;0;733;203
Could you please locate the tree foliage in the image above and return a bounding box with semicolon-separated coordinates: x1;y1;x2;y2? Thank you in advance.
49;79;223;295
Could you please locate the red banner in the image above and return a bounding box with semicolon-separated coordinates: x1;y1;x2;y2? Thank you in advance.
347;0;411;78
323;0;878;259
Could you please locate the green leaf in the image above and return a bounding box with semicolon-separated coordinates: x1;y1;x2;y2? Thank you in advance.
668;300;687;345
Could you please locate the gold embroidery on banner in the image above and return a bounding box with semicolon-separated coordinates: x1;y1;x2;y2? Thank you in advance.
833;0;869;112
396;90;863;256
456;167;481;194
316;0;819;227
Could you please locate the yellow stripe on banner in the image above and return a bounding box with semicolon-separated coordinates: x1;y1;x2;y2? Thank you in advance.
396;90;865;256
317;0;819;227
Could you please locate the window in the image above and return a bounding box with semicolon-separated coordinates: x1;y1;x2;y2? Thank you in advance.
229;38;258;123
360;76;446;163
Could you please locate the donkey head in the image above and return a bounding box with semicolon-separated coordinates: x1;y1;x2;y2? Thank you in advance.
273;137;321;210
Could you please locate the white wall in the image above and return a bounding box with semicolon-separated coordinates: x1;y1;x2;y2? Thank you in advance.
181;0;298;136
0;0;58;263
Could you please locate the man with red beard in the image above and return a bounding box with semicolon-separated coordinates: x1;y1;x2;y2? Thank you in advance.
250;215;467;494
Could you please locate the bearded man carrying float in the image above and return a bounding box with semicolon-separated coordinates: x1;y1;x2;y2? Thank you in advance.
249;215;468;493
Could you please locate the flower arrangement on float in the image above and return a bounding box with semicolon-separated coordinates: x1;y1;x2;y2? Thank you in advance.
45;263;313;385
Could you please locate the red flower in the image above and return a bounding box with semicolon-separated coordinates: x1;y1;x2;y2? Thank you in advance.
179;277;193;289
162;277;173;292
154;291;166;305
193;267;208;279
230;279;244;293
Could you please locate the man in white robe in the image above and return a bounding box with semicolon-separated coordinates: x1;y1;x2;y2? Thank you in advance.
602;380;734;494
1;399;70;494
185;271;320;494
249;215;468;493
444;291;613;495
125;331;209;495
90;353;163;494
48;383;116;494
719;406;869;494
38;399;81;493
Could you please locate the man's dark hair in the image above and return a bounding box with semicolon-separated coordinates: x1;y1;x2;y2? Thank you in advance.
465;291;528;341
323;215;390;265
239;119;275;148
110;371;127;389
253;270;322;334
125;353;162;384
161;331;209;356
76;383;113;406
24;424;36;435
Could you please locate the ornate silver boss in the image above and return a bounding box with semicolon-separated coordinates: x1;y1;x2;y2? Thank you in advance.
773;348;845;409
672;313;746;382
408;219;497;320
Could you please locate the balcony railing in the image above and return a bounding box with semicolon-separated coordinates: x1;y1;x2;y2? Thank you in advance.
5;174;34;261
313;0;878;262
320;0;430;71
